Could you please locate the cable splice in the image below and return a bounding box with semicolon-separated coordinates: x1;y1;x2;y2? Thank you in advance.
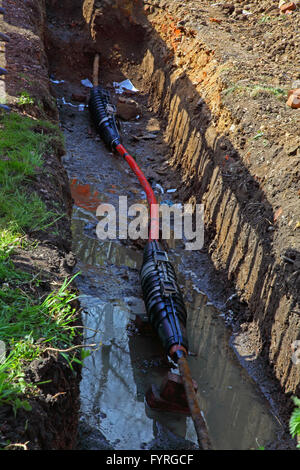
88;62;211;447
140;240;188;362
89;86;121;150
89;86;187;360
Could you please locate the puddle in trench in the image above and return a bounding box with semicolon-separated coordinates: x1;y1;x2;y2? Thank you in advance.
70;206;280;450
58;89;281;450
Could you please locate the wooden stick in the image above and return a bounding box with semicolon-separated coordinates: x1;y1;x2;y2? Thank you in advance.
93;53;100;87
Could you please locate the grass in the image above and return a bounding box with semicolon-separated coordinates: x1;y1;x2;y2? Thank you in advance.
0;274;79;411
249;85;287;100
0;111;79;414
0;112;64;232
258;13;288;25
258;15;271;24
223;82;287;101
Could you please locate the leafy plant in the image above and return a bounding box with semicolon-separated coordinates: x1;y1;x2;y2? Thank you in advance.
17;91;34;107
289;396;300;449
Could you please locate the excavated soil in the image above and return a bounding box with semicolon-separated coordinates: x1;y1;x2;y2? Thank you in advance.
0;0;299;450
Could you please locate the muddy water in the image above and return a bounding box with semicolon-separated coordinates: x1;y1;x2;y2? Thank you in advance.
55;81;281;450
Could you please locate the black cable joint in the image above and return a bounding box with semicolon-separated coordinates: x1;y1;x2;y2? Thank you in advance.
89;86;121;150
140;240;188;356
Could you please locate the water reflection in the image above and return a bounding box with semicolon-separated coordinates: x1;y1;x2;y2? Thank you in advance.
72;207;141;270
74;218;279;449
185;295;278;449
79;295;189;450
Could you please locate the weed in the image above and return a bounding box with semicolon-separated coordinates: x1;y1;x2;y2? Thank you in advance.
289;396;300;449
17;91;34;107
252;131;264;140
223;82;287;101
223;84;245;96
249;85;287;100
258;15;271;24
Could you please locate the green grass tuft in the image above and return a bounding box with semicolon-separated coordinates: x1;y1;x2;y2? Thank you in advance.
0;112;65;232
0;274;79;407
0;111;78;414
223;82;287;101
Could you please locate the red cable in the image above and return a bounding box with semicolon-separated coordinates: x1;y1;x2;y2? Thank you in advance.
115;143;159;241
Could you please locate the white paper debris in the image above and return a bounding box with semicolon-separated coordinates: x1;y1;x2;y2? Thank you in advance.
155;183;164;194
81;78;93;88
61;97;77;107
166;188;177;193
50;78;65;84
113;79;139;94
59;97;87;110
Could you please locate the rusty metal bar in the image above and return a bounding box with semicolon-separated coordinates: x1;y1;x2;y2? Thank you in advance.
178;355;211;450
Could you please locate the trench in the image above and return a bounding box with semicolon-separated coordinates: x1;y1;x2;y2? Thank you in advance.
45;1;284;450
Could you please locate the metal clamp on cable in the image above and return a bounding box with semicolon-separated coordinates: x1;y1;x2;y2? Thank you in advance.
153;250;169;264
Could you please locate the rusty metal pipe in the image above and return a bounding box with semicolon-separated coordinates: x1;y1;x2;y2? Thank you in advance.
178;355;211;450
93;53;100;87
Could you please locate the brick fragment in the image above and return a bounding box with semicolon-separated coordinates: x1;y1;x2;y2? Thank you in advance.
287;88;300;109
280;2;296;13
